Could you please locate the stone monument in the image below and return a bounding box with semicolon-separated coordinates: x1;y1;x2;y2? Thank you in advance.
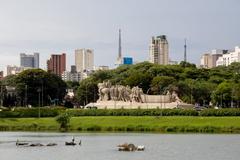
86;80;191;109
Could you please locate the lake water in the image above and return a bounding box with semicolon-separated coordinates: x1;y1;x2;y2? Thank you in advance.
0;132;239;160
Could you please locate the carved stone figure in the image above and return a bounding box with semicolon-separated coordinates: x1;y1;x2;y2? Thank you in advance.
171;90;183;103
97;82;144;103
123;86;132;102
131;86;143;103
110;86;116;100
117;85;125;101
98;80;112;101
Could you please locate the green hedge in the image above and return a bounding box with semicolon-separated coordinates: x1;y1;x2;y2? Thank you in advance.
67;108;240;117
199;108;240;116
66;109;199;117
1;108;240;118
0;107;65;118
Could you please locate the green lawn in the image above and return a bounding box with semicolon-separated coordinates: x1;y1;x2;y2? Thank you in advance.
1;116;240;133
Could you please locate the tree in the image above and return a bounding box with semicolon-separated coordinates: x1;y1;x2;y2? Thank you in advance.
179;61;196;68
92;70;114;82
232;83;240;107
1;75;17;86
76;78;98;106
66;81;80;91
147;65;183;79
123;72;152;93
72;62;240;108
56;113;71;131
151;76;176;94
192;81;215;106
227;62;240;74
181;68;201;80
14;69;67;106
211;81;232;108
1;75;17;107
177;79;195;104
208;76;224;84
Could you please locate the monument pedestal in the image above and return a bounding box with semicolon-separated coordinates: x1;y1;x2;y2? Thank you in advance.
86;100;193;109
94;82;193;109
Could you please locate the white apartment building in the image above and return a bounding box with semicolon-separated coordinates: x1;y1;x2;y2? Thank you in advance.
216;46;240;66
94;66;109;71
75;49;94;72
61;71;81;82
149;35;169;65
6;65;24;76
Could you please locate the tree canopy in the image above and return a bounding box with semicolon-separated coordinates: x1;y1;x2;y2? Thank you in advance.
1;69;67;107
2;62;240;108
76;61;240;107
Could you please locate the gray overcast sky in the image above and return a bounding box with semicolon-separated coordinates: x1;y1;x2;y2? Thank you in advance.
0;0;239;72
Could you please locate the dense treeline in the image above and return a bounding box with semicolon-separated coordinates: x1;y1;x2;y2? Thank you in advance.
0;69;67;107
2;62;240;108
77;61;240;108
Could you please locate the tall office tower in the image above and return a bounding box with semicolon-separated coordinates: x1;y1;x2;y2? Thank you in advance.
20;53;39;68
115;29;123;66
47;53;66;76
149;35;169;65
75;49;94;72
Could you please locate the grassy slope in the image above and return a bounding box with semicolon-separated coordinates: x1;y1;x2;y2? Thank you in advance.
1;116;240;133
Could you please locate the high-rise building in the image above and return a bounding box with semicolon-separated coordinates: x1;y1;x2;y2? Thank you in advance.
149;35;169;65
20;53;39;68
6;65;24;76
75;49;94;72
47;53;66;76
200;49;227;68
0;71;3;80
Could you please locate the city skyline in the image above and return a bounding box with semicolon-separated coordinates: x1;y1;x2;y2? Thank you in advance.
0;0;240;72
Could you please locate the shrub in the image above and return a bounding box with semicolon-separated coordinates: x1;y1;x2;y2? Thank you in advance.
0;107;65;118
55;113;71;131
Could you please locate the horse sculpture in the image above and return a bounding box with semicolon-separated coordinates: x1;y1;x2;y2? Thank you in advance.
131;86;143;103
97;81;144;103
98;81;111;101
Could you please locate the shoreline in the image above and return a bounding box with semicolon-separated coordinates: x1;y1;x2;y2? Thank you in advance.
1;116;240;133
